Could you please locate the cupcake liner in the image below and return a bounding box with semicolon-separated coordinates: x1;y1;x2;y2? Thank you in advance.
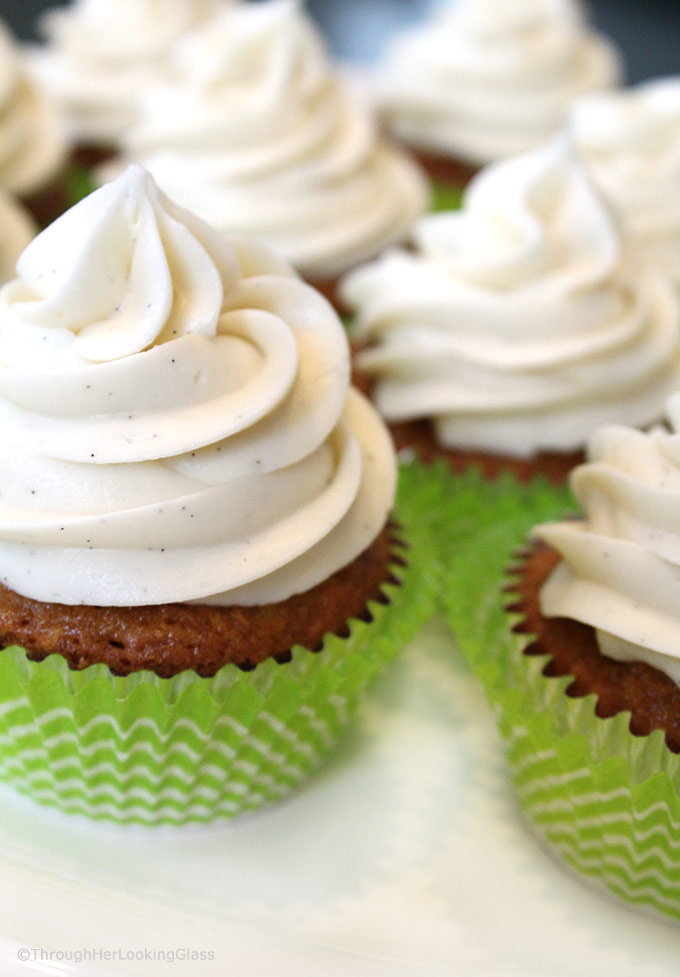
430;463;574;630
436;463;680;920
430;181;464;213
492;629;680;921
0;486;437;826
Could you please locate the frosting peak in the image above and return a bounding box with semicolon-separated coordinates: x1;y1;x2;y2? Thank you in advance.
412;136;619;290
0;167;396;606
571;77;680;286
10;165;231;364
118;0;427;280
378;0;622;165
343;138;680;457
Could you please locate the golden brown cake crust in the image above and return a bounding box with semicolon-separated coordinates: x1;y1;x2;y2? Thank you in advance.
351;354;583;485
0;526;401;679
509;539;680;753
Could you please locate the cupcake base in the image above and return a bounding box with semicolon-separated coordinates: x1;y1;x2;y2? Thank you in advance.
0;526;396;677
0;497;435;825
483;538;680;922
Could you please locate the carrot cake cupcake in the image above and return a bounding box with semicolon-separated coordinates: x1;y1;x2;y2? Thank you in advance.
342;137;680;483
113;0;428;308
0;164;429;825
494;404;680;921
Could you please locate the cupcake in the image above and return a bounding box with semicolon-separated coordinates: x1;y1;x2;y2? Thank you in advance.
29;0;224;166
0;164;432;825
571;77;680;288
342;137;680;484
112;0;429;310
377;0;622;203
0;20;67;226
493;407;680;922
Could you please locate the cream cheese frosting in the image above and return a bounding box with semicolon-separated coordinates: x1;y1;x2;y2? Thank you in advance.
571;77;680;286
0;21;66;196
0;191;35;285
538;401;680;685
117;0;428;281
342;137;680;458
378;0;622;166
30;0;224;146
0;165;396;607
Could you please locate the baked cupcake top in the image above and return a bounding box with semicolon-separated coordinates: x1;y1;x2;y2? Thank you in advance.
571;77;680;286
377;0;622;166
116;0;428;281
0;20;66;197
31;0;223;147
538;402;680;684
342;138;680;458
0;164;396;607
0;191;35;284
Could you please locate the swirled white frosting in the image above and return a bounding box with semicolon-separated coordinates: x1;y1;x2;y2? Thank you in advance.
539;398;680;684
31;0;224;146
342;138;680;458
0;191;35;285
117;0;428;280
0;165;396;607
571;77;680;286
378;0;622;166
0;21;66;196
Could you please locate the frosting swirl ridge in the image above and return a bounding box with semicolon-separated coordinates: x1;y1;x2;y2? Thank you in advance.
342;138;680;457
378;0;622;165
0;165;396;606
118;0;428;279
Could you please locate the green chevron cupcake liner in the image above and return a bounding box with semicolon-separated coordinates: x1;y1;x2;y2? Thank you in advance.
0;473;437;827
430;180;464;213
430;464;574;628
435;465;680;921
494;577;680;923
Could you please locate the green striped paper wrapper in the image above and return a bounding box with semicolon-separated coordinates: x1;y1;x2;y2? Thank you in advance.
430;181;464;213
0;465;436;827
438;467;680;922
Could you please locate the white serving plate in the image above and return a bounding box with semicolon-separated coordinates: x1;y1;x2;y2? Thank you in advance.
0;620;678;977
